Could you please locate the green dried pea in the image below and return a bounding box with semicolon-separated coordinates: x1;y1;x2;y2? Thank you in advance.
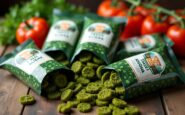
65;82;75;89
86;82;101;94
19;95;36;105
125;105;140;115
71;61;83;73
112;109;126;115
112;98;127;108
77;103;92;113
54;74;68;88
93;56;104;64
110;72;122;86
96;99;109;107
101;72;111;84
47;91;61;100
61;89;73;101
96;65;105;79
98;89;113;101
97;106;112;115
82;66;95;79
79;52;92;62
76;77;90;86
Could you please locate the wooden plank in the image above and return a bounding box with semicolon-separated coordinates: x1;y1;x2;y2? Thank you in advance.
0;46;29;115
162;60;185;115
129;93;165;115
23;90;64;115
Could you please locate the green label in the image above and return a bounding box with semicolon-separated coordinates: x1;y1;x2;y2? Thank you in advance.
125;51;166;82
46;20;79;46
125;35;156;52
80;23;114;47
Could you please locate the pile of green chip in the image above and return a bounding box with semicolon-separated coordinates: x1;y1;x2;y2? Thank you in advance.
47;52;70;67
53;51;140;114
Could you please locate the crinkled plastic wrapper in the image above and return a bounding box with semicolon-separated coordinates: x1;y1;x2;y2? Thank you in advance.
0;40;74;96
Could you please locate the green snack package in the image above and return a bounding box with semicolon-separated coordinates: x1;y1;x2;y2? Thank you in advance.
42;13;83;61
71;17;124;64
0;40;74;96
116;34;172;61
103;41;185;99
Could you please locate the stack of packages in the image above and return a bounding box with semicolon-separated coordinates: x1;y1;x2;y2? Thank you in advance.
0;12;184;115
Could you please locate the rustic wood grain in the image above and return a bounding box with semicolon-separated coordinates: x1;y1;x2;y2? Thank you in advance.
23;90;65;115
161;60;185;115
129;93;165;115
0;46;29;115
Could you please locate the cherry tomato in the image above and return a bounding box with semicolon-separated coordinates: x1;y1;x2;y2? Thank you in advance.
167;25;185;57
141;16;170;35
97;0;128;17
16;17;49;48
120;15;144;41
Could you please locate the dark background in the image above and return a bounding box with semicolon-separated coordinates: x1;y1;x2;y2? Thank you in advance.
0;0;185;16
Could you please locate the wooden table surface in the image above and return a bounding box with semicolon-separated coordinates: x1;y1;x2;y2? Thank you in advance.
0;45;185;115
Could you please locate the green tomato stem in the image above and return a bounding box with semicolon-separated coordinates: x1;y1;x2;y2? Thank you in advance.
128;5;135;16
143;4;185;28
125;0;141;6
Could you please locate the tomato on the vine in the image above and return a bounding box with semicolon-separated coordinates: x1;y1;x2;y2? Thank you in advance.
97;0;128;17
141;15;170;35
120;15;144;41
167;25;185;57
16;17;49;48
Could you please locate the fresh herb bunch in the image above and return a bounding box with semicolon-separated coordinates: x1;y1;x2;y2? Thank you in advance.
0;0;88;45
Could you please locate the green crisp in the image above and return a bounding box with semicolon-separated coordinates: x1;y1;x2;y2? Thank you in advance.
47;91;61;100
71;61;83;73
112;109;126;115
86;82;101;94
96;65;105;79
76;77;90;85
67;100;80;108
82;66;95;79
76;92;94;102
77;103;92;113
79;52;92;62
54;73;68;88
115;87;125;95
110;72;122;86
125;106;140;115
101;72;111;84
98;89;113;101
97;106;112;115
61;89;73;101
74;83;83;93
96;99;109;107
19;95;36;105
104;80;115;89
93;56;104;65
112;98;127;108
87;62;99;68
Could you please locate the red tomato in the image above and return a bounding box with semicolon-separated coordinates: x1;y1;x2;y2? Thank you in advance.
16;17;49;48
141;16;170;35
97;0;128;17
120;15;144;41
167;25;185;57
134;6;155;17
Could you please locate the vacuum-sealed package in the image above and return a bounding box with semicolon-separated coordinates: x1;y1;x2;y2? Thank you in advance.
116;34;173;61
42;13;83;65
102;41;185;99
71;17;125;64
0;40;74;97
